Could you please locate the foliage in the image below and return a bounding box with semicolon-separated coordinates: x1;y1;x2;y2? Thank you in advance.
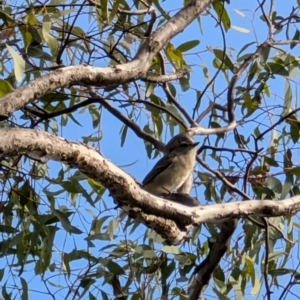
0;0;300;299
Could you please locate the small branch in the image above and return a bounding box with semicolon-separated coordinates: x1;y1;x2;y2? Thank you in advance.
195;100;237;125
198;144;258;155
144;6;157;37
262;218;272;300
189;219;237;299
243;135;262;192
196;156;250;199
278;262;300;300
256;107;300;141
110;275;127;300
145;70;189;83
258;0;274;41
187;120;237;136
56;0;84;64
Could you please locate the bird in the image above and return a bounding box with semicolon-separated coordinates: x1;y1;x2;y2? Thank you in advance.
142;133;199;196
164;192;200;207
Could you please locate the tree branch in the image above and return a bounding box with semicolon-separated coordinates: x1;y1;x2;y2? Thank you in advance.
0;0;213;120
1;128;300;244
189;219;237;299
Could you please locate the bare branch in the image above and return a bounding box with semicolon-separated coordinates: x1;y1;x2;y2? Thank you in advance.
145;70;189;83
262;218;272;300
187;120;237;136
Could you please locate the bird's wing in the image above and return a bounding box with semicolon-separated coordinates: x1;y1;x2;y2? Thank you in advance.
142;156;173;185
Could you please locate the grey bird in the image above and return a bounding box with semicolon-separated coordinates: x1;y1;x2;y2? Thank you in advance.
142;133;199;196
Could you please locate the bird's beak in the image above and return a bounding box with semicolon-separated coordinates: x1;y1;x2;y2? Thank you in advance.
193;142;199;147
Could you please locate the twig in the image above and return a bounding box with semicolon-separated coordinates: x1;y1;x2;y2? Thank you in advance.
197;156;250;200
198;144;258;155
256;107;300;141
145;70;189;83
262;217;272;300
56;0;84;64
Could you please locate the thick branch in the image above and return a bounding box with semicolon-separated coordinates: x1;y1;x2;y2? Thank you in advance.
1;128;300;235
189;219;237;299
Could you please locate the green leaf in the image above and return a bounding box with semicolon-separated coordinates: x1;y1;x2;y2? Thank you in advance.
109;0;120;23
89;292;97;300
213;49;234;72
161;259;175;280
99;258;125;275
179;77;190;92
152;0;170;20
268;268;293;276
237;41;256;58
0;225;18;234
107;219;118;240
23;32;32;52
27;46;54;61
21;277;28;300
0;79;14;97
259;46;271;65
290;123;300;143
6;44;25;81
63;253;71;277
53;209;83;234
280;174;293;200
231;25;250;33
264;156;279;167
165;43;184;70
212;1;231;32
161;245;180;254
0;268;4;281
89;104;101;128
100;290;110;300
100;0;108;22
177;40;200;52
290;29;300;49
213;288;230;300
42;15;58;56
60;180;83;193
146;82;155;97
266;62;289;77
267;176;282;194
288;167;300;177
